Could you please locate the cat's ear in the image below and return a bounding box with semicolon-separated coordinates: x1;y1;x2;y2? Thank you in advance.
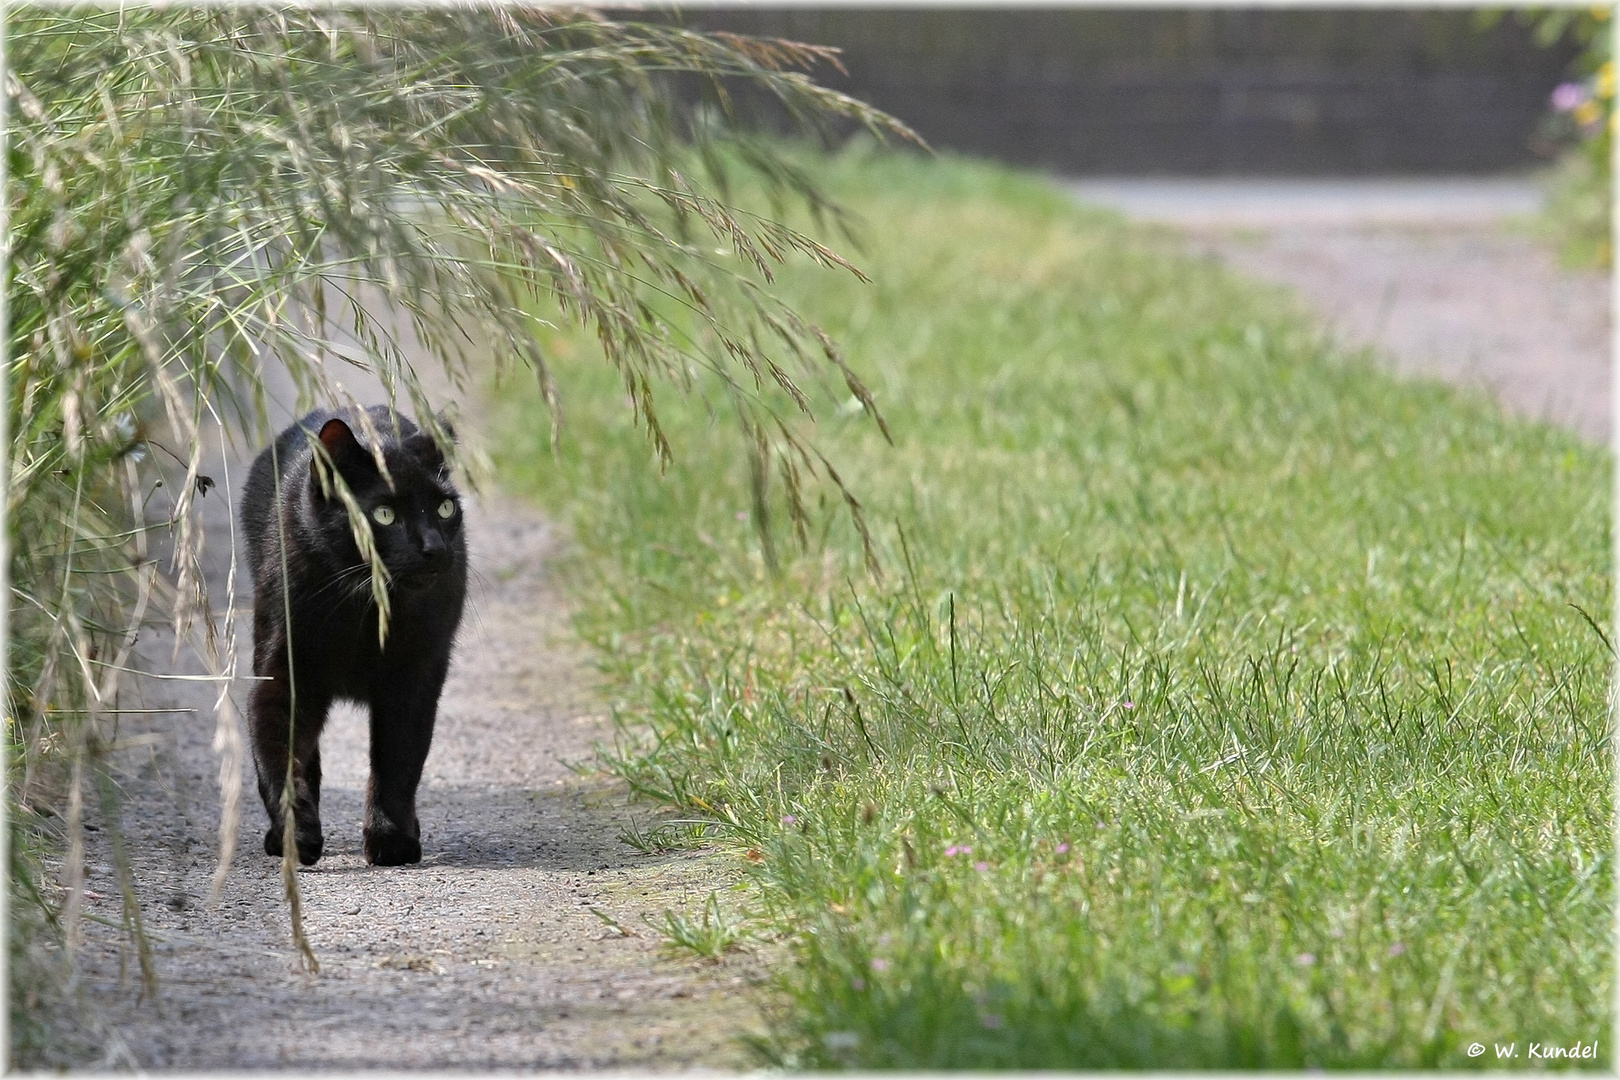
309;418;367;499
434;411;457;448
406;412;455;468
318;418;364;465
416;411;457;450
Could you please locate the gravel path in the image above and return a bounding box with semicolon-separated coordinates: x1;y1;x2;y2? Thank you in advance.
1067;177;1612;442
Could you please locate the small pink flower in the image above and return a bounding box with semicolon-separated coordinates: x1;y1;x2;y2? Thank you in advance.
851;977;867;990
736;511;749;522
1055;842;1070;855
1295;952;1316;966
781;815;797;825
974;861;990;872
1553;82;1588;111
1388;942;1406;957
870;958;890;971
1123;700;1135;709
945;845;972;857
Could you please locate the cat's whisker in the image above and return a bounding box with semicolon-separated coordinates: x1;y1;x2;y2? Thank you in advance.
466;566;497;595
302;564;372;604
456;599;493;654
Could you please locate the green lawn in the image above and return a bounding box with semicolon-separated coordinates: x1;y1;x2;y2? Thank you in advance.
491;148;1613;1069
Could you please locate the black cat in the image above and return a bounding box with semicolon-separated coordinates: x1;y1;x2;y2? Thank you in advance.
241;406;466;867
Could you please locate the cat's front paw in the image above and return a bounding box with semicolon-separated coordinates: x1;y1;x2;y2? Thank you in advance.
363;825;422;867
263;825;325;865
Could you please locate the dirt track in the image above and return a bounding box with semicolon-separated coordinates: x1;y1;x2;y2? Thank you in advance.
35;180;1610;1071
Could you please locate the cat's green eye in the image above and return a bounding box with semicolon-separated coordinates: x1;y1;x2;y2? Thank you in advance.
437;499;456;520
371;505;396;526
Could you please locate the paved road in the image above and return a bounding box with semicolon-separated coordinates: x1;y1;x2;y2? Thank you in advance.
1066;177;1612;443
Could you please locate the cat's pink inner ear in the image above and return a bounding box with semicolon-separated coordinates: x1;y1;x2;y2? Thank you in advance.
318;418;359;460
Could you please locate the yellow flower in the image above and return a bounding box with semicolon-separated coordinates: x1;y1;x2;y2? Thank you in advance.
1600;62;1616;100
1573;99;1602;126
1593;4;1612;21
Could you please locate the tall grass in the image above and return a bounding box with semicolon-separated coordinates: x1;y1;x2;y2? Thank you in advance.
494;148;1614;1068
5;7;904;1057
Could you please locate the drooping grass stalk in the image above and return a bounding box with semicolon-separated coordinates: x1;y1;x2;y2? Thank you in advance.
269;436;316;974
6;6;909;1048
202;405;245;906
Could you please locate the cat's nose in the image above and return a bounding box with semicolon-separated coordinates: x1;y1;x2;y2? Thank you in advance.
419;529;449;570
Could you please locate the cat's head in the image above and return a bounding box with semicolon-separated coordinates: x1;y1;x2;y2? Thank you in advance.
309;413;463;591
